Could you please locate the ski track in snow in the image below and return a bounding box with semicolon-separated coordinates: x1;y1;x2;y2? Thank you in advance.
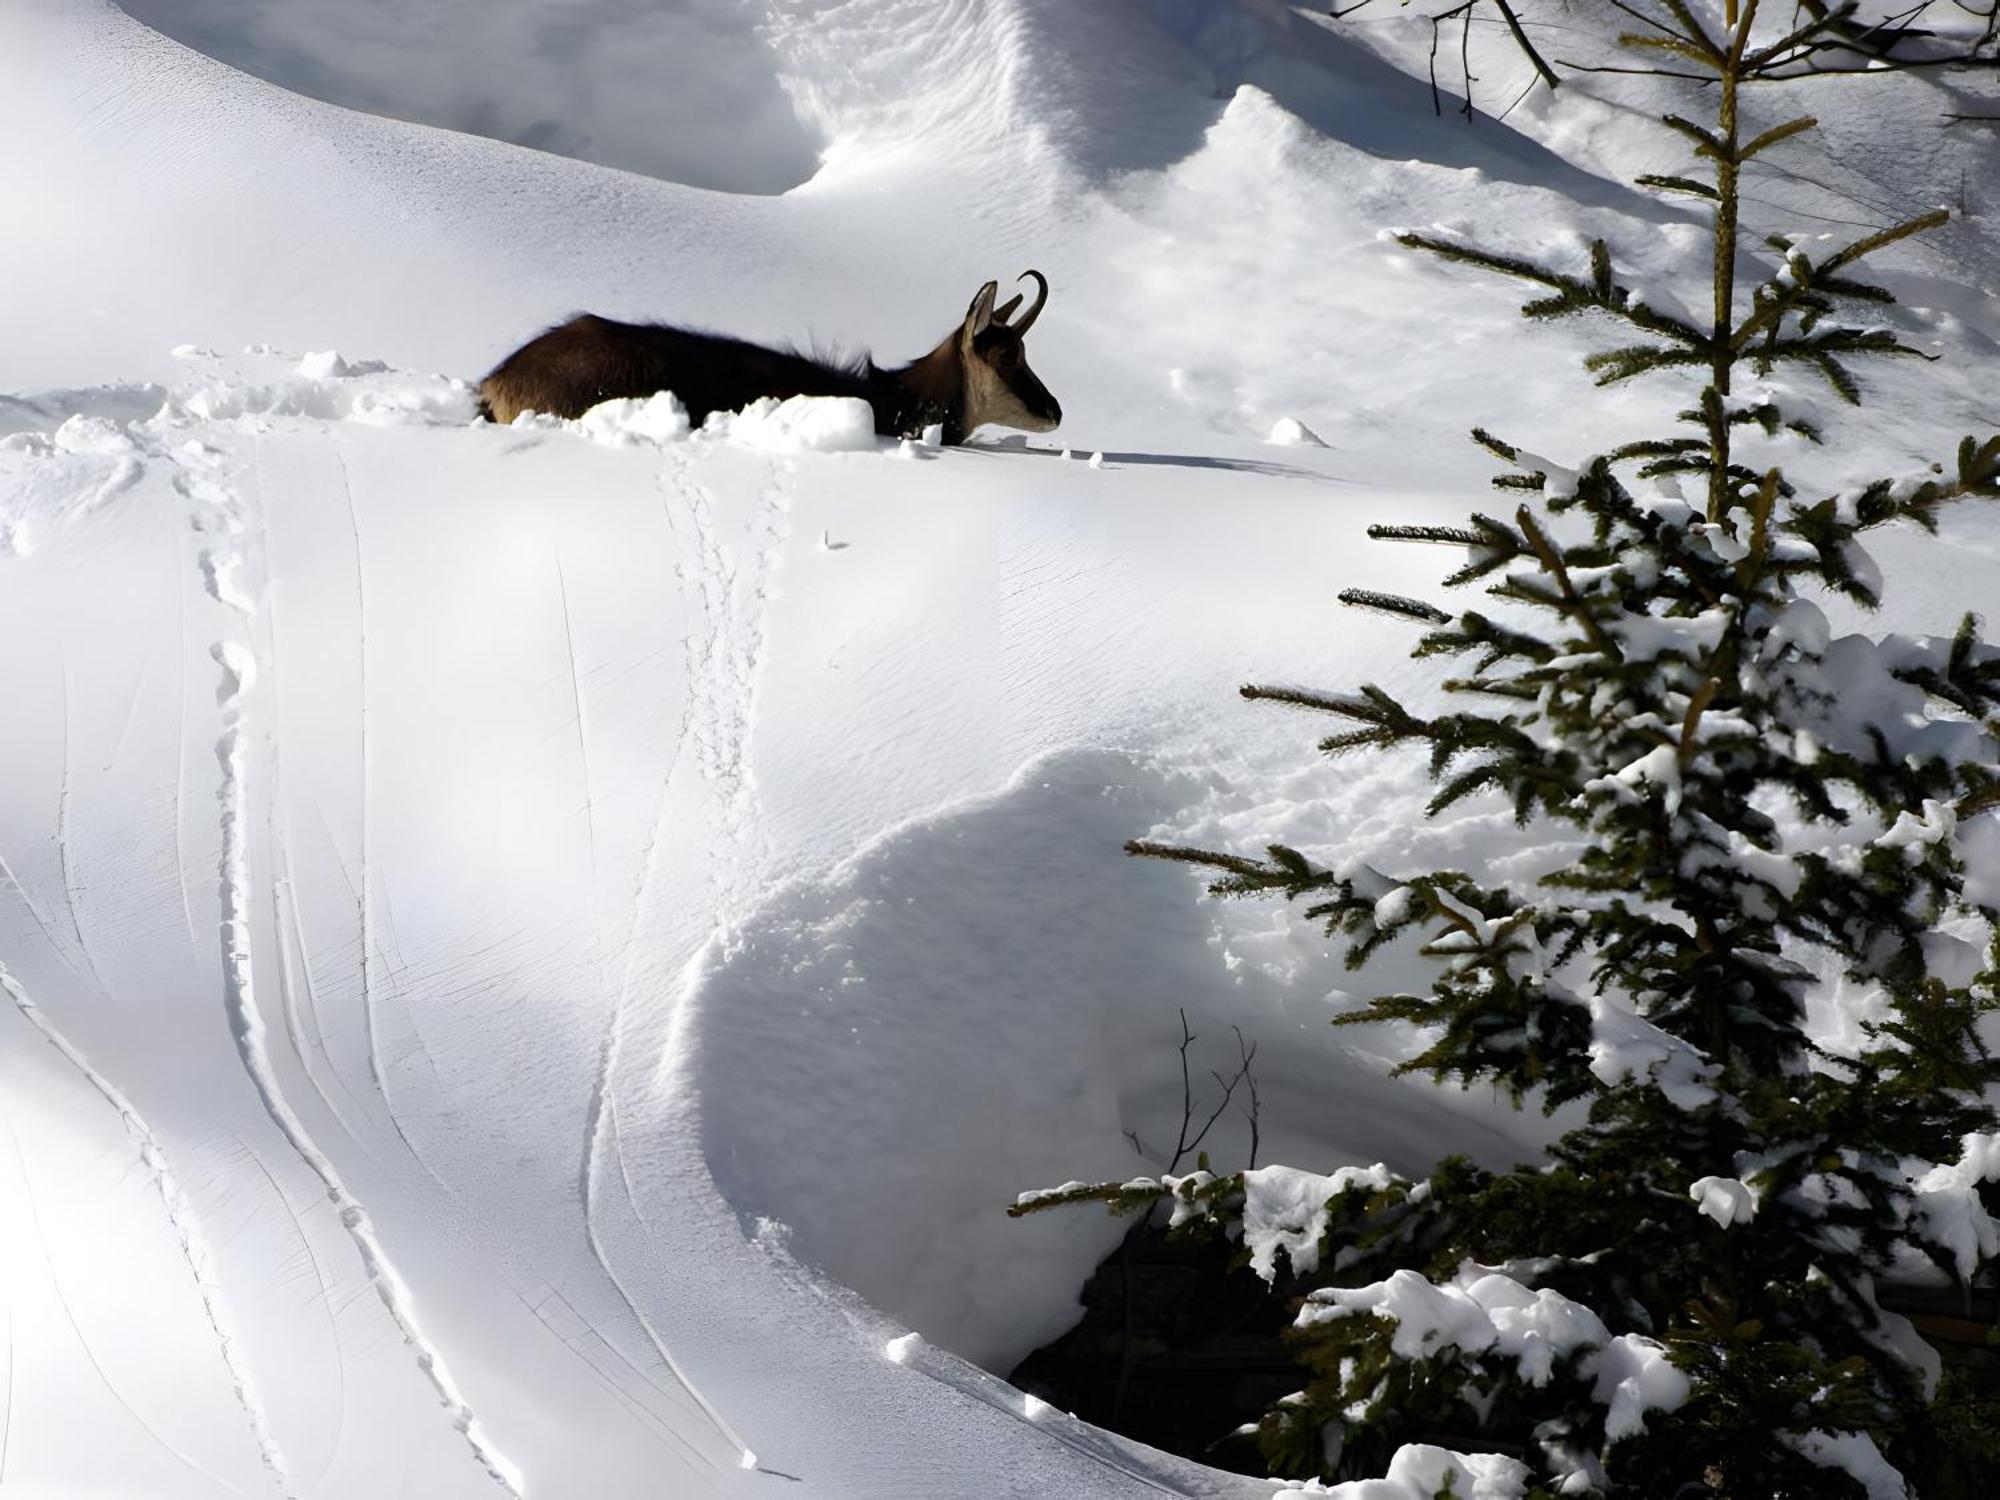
0;845;73;975
7;394;541;1495
54;671;112;999
0;1117;246;1496
269;755;367;1137
0;966;293;1494
210;633;526;1497
172;422;527;1496
334;446;387;1107
1;1297;12;1485
322;442;456;1185
232;1133;351;1495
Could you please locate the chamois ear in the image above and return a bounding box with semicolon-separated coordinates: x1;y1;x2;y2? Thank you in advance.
964;280;999;336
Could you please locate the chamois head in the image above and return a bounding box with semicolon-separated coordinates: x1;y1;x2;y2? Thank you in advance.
957;270;1061;436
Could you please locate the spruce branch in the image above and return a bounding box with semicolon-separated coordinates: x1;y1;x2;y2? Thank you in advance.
1624;33;1729;69
1397;233;1709;349
1424;610;1559;667
1636;172;1721;200
1659;112;1726;156
1737;114;1818;160
1732;209;1949;353
1515;507;1621;660
1338;589;1453;624
1660;0;1726;59
1584;343;1711;384
1366;523;1486;547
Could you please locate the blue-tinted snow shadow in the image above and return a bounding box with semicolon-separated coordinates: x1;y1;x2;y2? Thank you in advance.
1111;1;1699;224
688;748;1544;1374
959;440;1360;483
116;0;824;193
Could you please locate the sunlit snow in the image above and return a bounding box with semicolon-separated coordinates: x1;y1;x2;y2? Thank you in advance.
3;1;1998;1496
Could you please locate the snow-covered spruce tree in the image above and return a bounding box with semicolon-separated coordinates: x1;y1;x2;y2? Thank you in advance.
1016;5;2000;1496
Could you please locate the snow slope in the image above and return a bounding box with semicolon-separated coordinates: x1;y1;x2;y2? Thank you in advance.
3;2;1998;1496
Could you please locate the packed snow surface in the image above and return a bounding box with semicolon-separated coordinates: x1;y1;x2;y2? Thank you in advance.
4;0;1999;1496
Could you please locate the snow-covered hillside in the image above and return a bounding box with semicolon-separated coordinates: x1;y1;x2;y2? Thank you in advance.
3;2;1997;1496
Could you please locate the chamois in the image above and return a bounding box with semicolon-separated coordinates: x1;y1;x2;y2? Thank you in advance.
476;272;1061;445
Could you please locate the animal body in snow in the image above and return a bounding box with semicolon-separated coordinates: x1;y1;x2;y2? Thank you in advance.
477;272;1062;445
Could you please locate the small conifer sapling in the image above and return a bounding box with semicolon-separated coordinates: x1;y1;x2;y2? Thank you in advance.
1017;4;2000;1494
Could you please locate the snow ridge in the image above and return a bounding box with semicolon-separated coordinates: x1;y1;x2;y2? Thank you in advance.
209;640;526;1497
0;959;295;1495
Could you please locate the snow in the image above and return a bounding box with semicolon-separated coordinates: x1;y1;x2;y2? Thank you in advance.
1585;993;1718;1109
1239;1163;1395;1281
1586;1333;1691;1443
1274;1442;1529;1499
1911;1131;2000;1281
702;394;880;454
1267;418;1329;448
1784;1429;1910;1500
2;0;1998;1495
1689;1175;1760;1228
1297;1265;1688;1442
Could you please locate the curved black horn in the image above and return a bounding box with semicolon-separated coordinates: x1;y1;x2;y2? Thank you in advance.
1011;269;1048;334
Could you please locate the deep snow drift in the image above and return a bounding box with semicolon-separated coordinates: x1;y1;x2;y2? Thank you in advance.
3;1;1998;1496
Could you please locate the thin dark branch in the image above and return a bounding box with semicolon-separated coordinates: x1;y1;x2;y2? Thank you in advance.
1169;1009;1257;1176
1232;1026;1263;1170
1606;0;1683;40
1493;0;1563;89
1462;0;1478;122
1428;2;1481;119
1555;58;1719;80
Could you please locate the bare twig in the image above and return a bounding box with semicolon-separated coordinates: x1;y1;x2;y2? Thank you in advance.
1169;1009;1253;1173
1338;0;1559;121
1232;1027;1263;1170
1493;0;1562;90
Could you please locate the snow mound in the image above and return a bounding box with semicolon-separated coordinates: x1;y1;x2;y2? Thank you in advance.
118;0;825;193
169;350;480;427
1277;1443;1529;1499
703;394;880;454
696;755;1183;1371
532;390;878;453
573;391;694;446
